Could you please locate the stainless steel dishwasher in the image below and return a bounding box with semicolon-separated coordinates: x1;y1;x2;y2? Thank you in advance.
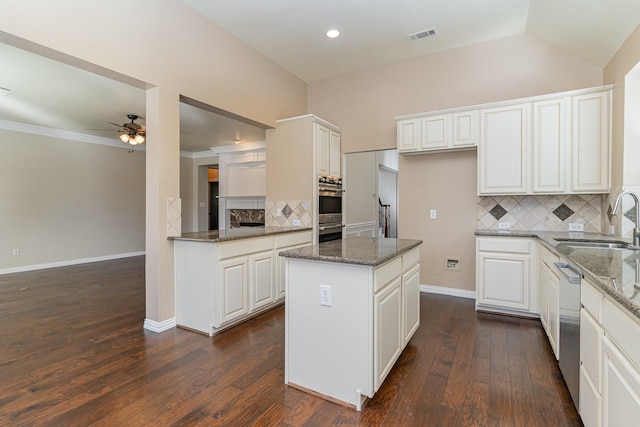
554;261;582;409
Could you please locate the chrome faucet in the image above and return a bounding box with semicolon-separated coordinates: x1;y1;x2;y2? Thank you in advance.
612;189;640;246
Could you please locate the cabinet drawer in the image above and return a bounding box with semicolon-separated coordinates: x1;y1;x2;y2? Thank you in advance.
274;231;312;248
581;278;602;321
603;298;640;371
540;245;559;269
374;258;402;293
219;236;273;259
402;248;419;271
477;237;531;254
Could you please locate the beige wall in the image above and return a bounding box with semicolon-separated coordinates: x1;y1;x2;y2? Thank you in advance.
604;24;640;189
308;34;603;291
0;0;307;324
0;130;145;271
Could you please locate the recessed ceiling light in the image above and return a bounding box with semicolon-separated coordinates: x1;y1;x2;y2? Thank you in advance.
326;29;340;38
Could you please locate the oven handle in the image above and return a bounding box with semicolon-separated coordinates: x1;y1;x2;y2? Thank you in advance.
554;262;582;285
319;223;344;232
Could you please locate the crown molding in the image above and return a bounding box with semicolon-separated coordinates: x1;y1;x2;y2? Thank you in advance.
0;119;146;151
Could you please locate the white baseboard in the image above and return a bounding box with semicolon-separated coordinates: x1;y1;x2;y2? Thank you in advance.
0;251;145;275
420;284;476;300
144;317;176;333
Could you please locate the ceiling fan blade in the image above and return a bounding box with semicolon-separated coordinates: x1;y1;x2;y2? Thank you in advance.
106;121;127;129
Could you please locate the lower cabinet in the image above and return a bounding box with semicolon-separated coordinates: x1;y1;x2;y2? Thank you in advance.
219;256;249;324
374;276;402;390
402;263;420;346
345;222;377;238
538;245;560;359
476;237;537;315
175;230;312;335
601;336;640;426
249;251;274;311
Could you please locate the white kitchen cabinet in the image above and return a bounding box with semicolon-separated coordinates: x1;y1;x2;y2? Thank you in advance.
478;104;529;195
316;123;341;177
452;110;479;147
422;114;451;150
539;261;550;330
601;336;640;427
547;268;560;359
396;111;477;154
174;230;311;336
476;236;537;316
248;251;274;311
219;256;249;324
396;118;421;152
572;91;610;192
345;223;377;238
402;262;420;346
274;231;313;300
532;98;568;193
374;276;402;391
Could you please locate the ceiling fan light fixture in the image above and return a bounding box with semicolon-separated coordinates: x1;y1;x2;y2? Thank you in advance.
134;134;145;144
120;133;131;143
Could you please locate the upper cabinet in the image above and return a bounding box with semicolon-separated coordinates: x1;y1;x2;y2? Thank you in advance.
316;123;341;177
397;86;612;196
396;110;478;153
478;104;529;195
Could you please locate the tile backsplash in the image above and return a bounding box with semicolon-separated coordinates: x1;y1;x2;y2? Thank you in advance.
265;200;312;227
229;209;265;228
477;194;602;232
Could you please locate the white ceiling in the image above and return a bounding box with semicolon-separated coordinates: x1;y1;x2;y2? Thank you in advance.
181;0;640;83
1;1;639;153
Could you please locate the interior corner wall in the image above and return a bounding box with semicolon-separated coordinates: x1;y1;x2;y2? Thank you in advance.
308;33;603;292
0;129;145;271
604;24;640;189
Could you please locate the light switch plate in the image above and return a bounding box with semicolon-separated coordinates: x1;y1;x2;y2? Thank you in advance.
568;223;584;232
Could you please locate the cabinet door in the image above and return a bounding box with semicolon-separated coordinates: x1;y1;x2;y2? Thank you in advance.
329;130;341;177
452;110;478;147
397;118;421;153
601;336;640;427
539;264;550;331
548;268;560;359
421;115;450;150
478;104;529;195
275;243;308;299
374;276;402;391
402;264;420;346
581;308;603;392
532;98;567;193
580;365;602;427
249;251;274;310
219;257;249;324
572;91;610;192
316;123;330;176
476;251;530;311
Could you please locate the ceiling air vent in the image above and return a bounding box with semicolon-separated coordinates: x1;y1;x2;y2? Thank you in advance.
407;28;438;42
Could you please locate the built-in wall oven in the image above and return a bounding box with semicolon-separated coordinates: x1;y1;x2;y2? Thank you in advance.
318;176;343;243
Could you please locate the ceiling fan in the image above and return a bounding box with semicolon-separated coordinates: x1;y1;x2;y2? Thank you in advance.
89;114;146;146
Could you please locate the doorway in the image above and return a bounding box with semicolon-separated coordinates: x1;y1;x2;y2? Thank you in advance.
208;167;219;230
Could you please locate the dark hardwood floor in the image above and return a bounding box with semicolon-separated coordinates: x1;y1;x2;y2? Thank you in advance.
0;256;582;426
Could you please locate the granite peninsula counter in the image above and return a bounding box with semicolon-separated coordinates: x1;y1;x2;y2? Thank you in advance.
170;226;312;335
280;237;422;410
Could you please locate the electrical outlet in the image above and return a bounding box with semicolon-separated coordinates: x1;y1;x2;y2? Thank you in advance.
609;225;615;235
568;223;584;232
292;219;301;226
429;209;437;219
320;285;332;306
12;248;19;256
498;222;510;230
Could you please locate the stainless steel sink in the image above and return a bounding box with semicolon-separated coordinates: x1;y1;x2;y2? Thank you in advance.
555;239;640;250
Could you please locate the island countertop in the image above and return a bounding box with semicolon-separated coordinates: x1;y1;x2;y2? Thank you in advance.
168;226;312;243
279;236;423;267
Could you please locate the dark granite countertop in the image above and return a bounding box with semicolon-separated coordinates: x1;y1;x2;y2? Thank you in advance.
169;226;312;243
279;237;423;267
476;230;640;320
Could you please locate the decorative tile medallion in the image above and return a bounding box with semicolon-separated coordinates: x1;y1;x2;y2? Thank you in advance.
489;204;507;220
281;204;293;218
552;203;575;221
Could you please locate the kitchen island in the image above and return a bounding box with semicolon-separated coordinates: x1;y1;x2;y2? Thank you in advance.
280;237;422;410
170;226;311;336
